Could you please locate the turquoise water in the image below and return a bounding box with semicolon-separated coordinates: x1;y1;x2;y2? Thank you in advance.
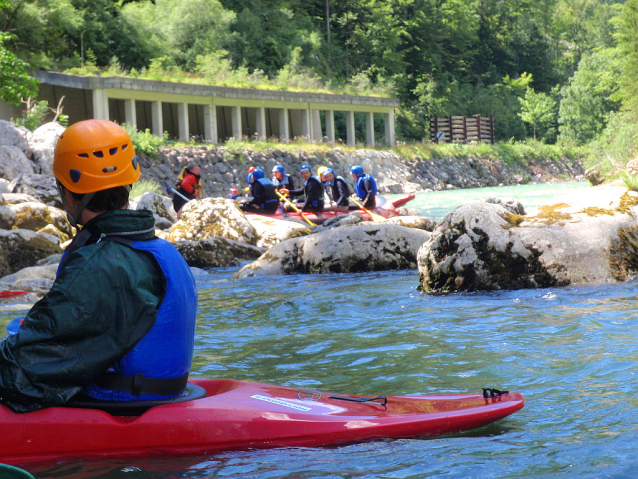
394;181;591;220
3;181;638;478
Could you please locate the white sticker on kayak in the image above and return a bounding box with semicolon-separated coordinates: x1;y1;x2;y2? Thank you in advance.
251;395;311;411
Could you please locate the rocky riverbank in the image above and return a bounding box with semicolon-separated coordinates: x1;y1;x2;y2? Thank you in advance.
140;145;586;199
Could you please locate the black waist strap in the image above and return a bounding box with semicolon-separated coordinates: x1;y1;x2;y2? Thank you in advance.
93;373;189;397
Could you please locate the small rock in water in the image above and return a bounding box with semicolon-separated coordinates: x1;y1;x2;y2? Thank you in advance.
121;466;143;473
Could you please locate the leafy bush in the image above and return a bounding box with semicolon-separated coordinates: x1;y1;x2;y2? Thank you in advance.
130;179;161;199
122;124;169;158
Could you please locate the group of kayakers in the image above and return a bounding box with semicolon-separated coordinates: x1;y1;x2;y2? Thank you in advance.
239;163;378;213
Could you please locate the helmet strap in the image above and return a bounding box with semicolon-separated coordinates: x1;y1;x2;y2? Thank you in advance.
56;179;95;230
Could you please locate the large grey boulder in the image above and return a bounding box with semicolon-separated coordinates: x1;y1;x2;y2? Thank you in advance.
0;204;17;230
134;192;176;222
10;202;72;237
0;229;62;277
245;214;312;248
0;120;32;159
8;174;61;208
418;187;638;292
236;223;430;277
28;122;64;175
0;146;35;181
164;198;259;245
173;237;265;268
1;192;40;205
0;263;58;299
385;215;437;231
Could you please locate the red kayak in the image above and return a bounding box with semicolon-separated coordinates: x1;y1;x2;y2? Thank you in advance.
246;193;415;225
0;378;524;463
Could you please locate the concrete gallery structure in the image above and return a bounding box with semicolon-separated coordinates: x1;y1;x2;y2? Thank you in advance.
7;71;399;146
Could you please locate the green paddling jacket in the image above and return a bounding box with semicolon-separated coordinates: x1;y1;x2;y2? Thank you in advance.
0;210;166;413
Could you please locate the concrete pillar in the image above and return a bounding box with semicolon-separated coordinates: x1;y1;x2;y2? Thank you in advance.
92;89;108;120
384;110;395;146
151;101;163;137
256;107;266;140
325;110;335;144
346;110;355;147
311;109;322;142
124;99;136;129
177;102;189;142
365;111;375;147
203;104;217;143
231;106;242;140
300;109;310;140
279;108;289;143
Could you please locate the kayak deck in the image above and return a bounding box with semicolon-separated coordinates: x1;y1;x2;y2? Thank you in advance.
0;378;524;462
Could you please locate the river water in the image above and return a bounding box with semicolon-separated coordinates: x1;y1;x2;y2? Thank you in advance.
3;181;638;478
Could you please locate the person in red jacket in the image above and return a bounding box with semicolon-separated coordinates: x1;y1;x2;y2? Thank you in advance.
172;163;202;219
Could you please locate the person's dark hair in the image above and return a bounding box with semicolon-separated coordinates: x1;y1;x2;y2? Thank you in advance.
70;186;130;212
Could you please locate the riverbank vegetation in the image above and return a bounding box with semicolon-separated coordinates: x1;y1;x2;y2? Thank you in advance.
1;0;636;177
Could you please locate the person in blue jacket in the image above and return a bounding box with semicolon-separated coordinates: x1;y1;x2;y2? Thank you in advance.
0;120;198;413
322;168;351;212
240;167;279;213
271;164;295;192
280;164;325;212
350;164;378;209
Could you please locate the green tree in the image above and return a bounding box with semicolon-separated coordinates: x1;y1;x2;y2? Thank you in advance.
612;0;638;119
558;51;619;144
0;0;81;69
121;0;236;70
518;88;557;140
0;32;38;105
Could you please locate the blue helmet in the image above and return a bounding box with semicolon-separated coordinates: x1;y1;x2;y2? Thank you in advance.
350;165;364;177
272;164;285;174
252;168;265;180
246;172;253;183
324;167;335;176
300;164;312;173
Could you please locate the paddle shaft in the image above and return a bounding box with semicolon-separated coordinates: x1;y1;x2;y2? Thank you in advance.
167;186;190;203
275;190;316;227
350;195;385;222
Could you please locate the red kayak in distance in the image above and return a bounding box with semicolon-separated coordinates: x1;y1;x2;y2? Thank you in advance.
245;193;416;225
0;378;524;463
0;291;28;299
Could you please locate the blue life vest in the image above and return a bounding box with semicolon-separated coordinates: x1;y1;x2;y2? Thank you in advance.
272;175;292;188
355;174;378;199
83;238;197;401
255;177;279;208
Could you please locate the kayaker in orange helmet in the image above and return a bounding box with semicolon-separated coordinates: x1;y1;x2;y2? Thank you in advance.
0;119;198;413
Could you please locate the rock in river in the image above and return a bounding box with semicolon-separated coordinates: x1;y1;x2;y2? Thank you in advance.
235;223;430;277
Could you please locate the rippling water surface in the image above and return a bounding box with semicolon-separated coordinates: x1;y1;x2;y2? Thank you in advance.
3;182;638;478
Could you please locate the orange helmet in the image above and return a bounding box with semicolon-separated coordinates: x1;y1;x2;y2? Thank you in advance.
53;120;140;194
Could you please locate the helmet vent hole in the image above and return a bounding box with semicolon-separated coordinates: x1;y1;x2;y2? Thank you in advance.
78;153;89;158
122;144;129;150
109;147;118;156
93;151;104;158
103;166;117;173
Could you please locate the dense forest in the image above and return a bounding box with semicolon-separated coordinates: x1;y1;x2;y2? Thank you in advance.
1;0;637;169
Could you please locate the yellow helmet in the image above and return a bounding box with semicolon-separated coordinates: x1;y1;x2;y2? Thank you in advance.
317;166;328;178
53;120;140;194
